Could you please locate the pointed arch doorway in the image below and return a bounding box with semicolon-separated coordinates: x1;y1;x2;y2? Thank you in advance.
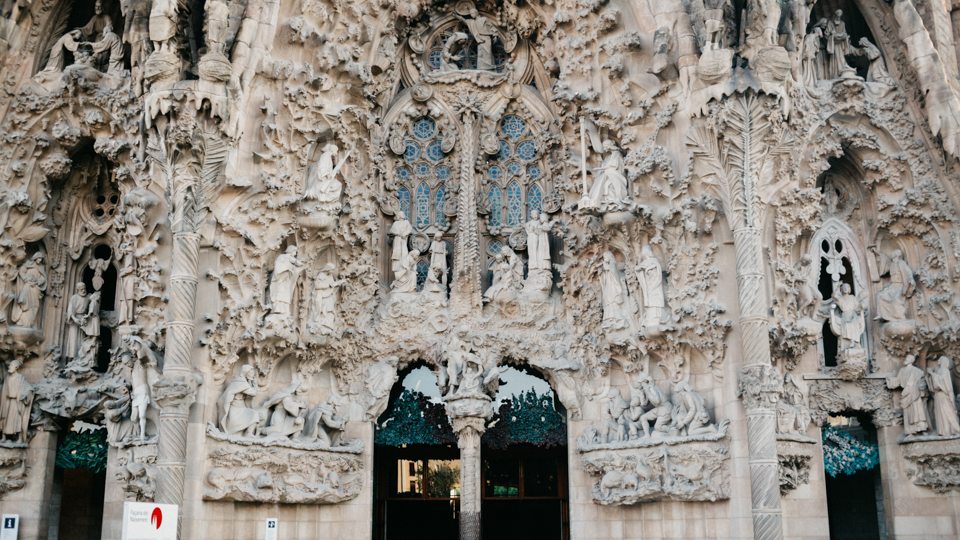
374;363;569;540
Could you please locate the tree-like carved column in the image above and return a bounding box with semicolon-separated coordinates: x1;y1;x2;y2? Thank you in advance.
453;417;484;540
449;95;483;318
687;94;788;540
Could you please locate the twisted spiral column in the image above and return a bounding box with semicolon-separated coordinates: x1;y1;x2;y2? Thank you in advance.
155;231;201;536
733;226;783;540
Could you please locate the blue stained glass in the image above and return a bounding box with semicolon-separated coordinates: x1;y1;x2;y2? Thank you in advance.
436;186;447;226
415;162;430;177
517;140;537;162
398;187;411;218
488;166;502;180
489;240;502;255
428;49;443;69
527;165;542;180
489;186;502;227
507;181;522;226
501;116;527;140
528;184;543;217
436;166;451;181
415;183;430;228
412;118;437;140
404;141;420;163
498;141;511;161
427;141;444;162
507;161;523;177
416;259;429;291
396;167;412;182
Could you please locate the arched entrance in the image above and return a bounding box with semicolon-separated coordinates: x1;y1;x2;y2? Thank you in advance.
374;363;568;540
823;414;886;540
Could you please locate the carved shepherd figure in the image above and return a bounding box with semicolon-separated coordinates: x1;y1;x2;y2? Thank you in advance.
216;365;263;436
887;354;930;436
927;357;960;437
0;360;34;444
11;252;46;328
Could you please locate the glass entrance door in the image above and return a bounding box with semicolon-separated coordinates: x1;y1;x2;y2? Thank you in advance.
376;444;461;540
481;445;569;540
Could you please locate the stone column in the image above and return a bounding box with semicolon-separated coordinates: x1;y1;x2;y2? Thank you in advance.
154;229;203;536
734;225;784;540
449;104;482;318
453;418;484;540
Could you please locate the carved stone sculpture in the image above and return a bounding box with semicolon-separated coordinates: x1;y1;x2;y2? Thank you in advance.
453;8;498;71
775;374;811;438
636;246;665;335
0;360;33;444
828;283;865;353
429;233;448;287
874;249;915;322
390;212;413;275
858;38;894;85
268;246;304;317
801;22;825;87
671;381;721;437
216;365;262;437
261;383;308;440
927;357;960;437
524;212;555;273
824;10;854;79
65;283;89;359
301;398;346;447
11;253;46;329
887;355;930;437
599;251;637;346
391;249;420;294
581;141;630;212
306;264;344;336
484;248;521;314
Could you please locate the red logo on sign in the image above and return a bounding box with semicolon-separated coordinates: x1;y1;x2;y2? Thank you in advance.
151;508;162;529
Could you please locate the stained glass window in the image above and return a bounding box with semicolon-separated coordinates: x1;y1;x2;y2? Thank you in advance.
489;240;502;255
498;141;511;161
398;187;411;218
415;183;431;228
397;167;412;182
489;186;502;227
527;165;541;180
517;141;537;162
437;166;451;181
415;162;431;177
507;181;522;226
501;116;526;140
416;259;429;291
427;141;444;162
436;186;447;226
488;165;502;181
507;161;523;177
528;184;542;217
412;118;436;140
404;142;420;163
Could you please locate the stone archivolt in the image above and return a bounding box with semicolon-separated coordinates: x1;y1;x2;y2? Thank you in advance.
4;0;960;537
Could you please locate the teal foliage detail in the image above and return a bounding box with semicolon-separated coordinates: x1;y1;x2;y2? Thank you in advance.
56;428;108;473
482;389;566;449
822;426;879;477
375;389;456;446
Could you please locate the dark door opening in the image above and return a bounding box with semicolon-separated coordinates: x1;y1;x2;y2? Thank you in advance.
481;444;569;540
47;427;107;540
823;415;885;540
375;444;461;540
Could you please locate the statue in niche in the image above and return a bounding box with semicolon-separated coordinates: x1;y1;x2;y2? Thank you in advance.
793;254;821;319
429;233;448;287
873;248;915;322
581;141;630;212
927;357;960;437
638;375;673;439
103;386;136;444
824;10;854;79
306;264;344;336
439;31;471;72
391;249;420;294
149;0;178;54
776;374;811;437
118;247;137;324
11;252;46;328
887;355;930;436
268;246;304;317
65;283;90;359
438;331;486;397
454;355;485;397
828;283;865;352
423;265;448;305
305;144;347;207
703;0;733;50
216;365;262;437
599;252;637;342
670;381;720;437
801;20;826;87
80;0;113;41
92;25;124;76
524;211;556;273
484;248;522;312
88;257;111;292
0;360;34;444
858;38;894;85
261;383;308;440
122;0;153;93
390;212;413;275
69;290;101;377
453;7;498;70
636;246;665;335
36;30;82;78
301;398;346;447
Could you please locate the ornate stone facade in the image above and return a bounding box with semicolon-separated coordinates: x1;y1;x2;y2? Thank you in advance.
2;0;960;538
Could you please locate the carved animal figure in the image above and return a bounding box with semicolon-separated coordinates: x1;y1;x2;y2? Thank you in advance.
599;469;639;498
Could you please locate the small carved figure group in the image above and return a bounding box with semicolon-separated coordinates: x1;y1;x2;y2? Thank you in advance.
35;0;126;85
597;247;665;345
888;355;960;439
595;376;724;445
437;333;500;400
214;366;349;447
801;10;892;86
